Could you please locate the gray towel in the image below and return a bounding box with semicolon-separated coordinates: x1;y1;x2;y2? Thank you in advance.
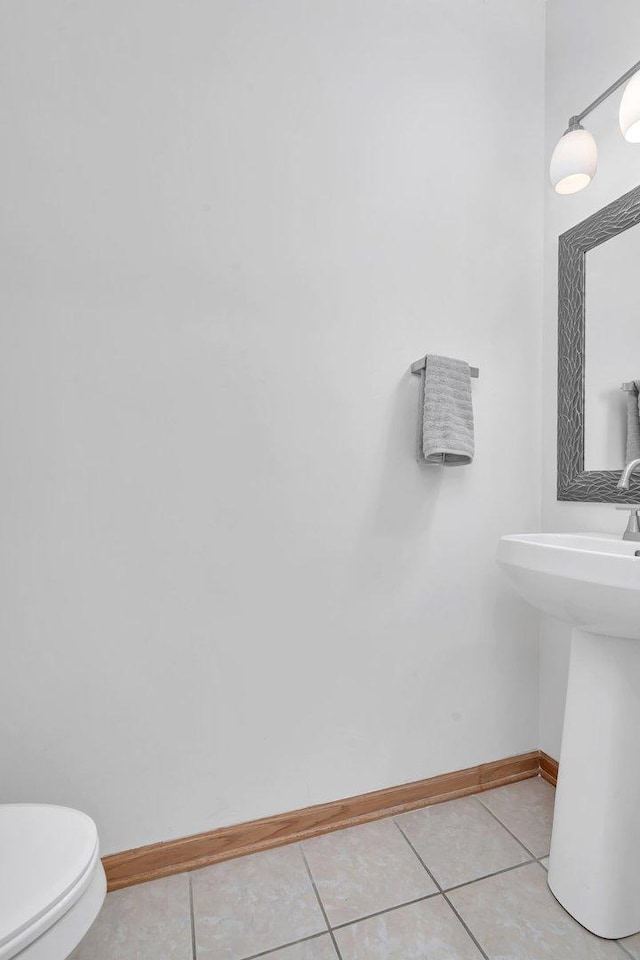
417;355;474;466
626;381;640;463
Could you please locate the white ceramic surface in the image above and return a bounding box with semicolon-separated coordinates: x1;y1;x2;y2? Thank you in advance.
498;533;640;640
498;532;640;938
0;804;106;960
69;872;188;960
21;864;106;960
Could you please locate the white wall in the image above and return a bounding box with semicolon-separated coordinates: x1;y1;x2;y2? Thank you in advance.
541;0;640;758
0;0;545;854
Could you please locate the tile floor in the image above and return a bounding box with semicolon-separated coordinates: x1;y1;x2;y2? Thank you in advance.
71;776;640;960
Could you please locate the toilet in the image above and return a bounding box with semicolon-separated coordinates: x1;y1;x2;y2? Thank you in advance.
0;805;106;960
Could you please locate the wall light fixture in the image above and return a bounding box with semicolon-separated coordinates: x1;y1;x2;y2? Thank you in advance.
550;58;640;196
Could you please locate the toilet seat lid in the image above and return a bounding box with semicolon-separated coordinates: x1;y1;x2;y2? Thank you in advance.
0;804;99;953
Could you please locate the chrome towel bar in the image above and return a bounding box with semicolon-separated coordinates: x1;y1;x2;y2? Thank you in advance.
411;357;479;378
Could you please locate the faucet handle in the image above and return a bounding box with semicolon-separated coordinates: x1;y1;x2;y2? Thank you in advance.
616;505;640;541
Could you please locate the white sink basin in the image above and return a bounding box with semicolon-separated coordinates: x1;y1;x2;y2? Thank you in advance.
498;533;640;639
498;532;640;939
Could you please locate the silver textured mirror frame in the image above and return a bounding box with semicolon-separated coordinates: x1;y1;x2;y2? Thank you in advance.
558;183;640;502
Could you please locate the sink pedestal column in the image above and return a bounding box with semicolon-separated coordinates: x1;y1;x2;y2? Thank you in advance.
548;628;640;939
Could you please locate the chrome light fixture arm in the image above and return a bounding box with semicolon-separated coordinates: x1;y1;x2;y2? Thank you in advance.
550;58;640;196
571;58;640;128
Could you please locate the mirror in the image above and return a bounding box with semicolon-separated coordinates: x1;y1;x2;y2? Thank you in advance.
584;227;640;471
557;183;640;502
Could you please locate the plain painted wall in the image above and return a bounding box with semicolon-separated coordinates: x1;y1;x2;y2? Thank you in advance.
0;0;544;854
541;0;640;759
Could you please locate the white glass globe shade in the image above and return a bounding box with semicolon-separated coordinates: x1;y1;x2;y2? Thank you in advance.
549;128;598;195
619;71;640;142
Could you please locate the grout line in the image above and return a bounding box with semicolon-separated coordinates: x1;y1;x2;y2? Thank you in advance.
442;892;491;960
299;845;345;960
393;815;490;960
330;891;441;931
188;873;197;960
471;794;539;860
443;858;538;893
393;820;444;893
241;932;329;960
395;810;547;895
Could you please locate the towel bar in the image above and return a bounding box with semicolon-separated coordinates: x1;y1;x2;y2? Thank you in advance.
411;357;479;378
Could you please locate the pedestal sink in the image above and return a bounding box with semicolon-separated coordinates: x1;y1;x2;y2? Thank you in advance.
498;533;640;939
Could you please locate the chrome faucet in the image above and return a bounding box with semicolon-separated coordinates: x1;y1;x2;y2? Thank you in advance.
617;462;640;540
618;458;640;490
618;506;640;541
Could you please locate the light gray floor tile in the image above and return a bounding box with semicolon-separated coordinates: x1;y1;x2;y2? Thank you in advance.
477;776;555;857
259;934;338;959
302;818;437;926
335;895;483;959
620;932;640;959
449;861;624;959
396;796;530;890
192;844;326;960
69;873;191;960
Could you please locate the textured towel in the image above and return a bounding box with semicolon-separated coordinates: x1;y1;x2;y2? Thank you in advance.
417;355;474;466
626;382;640;463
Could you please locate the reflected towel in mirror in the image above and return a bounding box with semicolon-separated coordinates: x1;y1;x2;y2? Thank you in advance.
626;381;640;463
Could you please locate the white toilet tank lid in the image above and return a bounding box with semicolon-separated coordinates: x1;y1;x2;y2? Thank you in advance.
0;804;99;955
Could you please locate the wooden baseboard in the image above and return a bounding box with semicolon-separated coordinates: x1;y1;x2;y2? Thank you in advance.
103;749;558;891
539;750;559;787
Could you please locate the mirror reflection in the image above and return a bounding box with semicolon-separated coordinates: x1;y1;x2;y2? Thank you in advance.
584;226;640;471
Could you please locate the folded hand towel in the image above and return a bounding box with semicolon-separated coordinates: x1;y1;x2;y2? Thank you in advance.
417;355;474;466
626;381;640;463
